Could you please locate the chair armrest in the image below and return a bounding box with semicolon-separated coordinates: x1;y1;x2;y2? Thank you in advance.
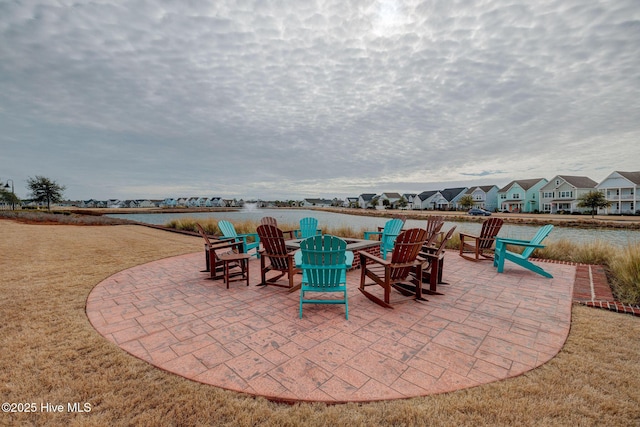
359;250;388;266
345;251;354;268
209;240;243;252
282;230;296;239
495;237;530;245
458;232;479;239
496;238;545;249
363;231;383;240
238;232;259;240
294;250;302;267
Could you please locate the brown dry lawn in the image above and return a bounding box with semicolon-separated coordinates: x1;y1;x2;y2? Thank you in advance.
1;220;639;426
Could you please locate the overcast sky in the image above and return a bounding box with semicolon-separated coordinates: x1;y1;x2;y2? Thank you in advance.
1;0;639;201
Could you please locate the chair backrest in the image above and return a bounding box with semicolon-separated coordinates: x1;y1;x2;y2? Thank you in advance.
256;224;290;269
429;226;457;257
389;228;428;280
299;217;319;239
521;224;554;259
217;220;238;239
478;217;504;249
425;215;445;240
196;222;212;247
299;235;348;289
380;218;405;252
260;216;278;227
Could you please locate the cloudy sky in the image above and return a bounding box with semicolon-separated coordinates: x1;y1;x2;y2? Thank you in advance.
1;0;639;201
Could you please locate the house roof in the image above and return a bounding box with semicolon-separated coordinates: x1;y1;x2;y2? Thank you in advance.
556;175;597;188
381;192;402;199
440;187;467;202
499;178;546;192
359;193;376;201
465;185;497;195
416;190;438;200
617;171;640;185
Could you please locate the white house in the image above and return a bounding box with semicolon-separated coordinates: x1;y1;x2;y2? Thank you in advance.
377;192;402;209
539;175;598;214
439;187;468;210
208;197;224;207
136;199;157;208
412;190;442;210
302;198;333;207
596;171;640;214
343;197;359;208
464;185;499;211
358;193;377;209
401;194;416;209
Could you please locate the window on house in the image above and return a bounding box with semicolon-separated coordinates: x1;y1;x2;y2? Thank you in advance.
513;193;521;199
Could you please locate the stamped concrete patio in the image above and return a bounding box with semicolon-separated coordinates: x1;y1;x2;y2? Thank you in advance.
86;250;575;403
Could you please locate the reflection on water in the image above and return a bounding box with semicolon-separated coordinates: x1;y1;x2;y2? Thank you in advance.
107;209;640;248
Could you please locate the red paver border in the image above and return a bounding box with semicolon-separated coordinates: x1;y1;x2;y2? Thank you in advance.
532;258;640;317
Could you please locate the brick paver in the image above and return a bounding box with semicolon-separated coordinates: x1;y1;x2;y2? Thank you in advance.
87;251;576;403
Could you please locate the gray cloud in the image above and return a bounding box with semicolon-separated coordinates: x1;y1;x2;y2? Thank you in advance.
1;0;639;200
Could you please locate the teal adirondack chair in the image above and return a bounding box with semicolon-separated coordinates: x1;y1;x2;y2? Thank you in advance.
295;235;353;319
218;220;260;258
363;218;404;259
493;224;554;278
295;217;321;239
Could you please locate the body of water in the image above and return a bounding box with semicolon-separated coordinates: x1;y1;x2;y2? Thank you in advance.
107;209;640;247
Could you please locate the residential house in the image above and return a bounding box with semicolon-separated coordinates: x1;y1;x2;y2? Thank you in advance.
136;199;157;208
161;198;178;208
539;175;598;214
343;197;359;208
412;190;442;210
377;192;402;209
464;185;499;212
208;197;225;207
401;194;416;209
302;198;333;207
596;171;640;214
358;193;377;209
186;197;200;208
498;178;548;213
439;187;468;210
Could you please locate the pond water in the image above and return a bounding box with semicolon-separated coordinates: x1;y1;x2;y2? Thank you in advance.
107;209;640;248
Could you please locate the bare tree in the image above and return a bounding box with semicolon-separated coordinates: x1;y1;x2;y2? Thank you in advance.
27;176;66;210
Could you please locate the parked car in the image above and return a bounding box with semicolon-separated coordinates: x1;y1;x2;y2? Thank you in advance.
468;208;492;216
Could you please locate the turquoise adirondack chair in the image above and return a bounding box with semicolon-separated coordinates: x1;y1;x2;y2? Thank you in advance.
295;235;353;319
493;224;554;278
363;218;404;259
295;217;321;239
218;220;260;258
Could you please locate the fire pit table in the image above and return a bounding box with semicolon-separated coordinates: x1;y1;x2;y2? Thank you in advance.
285;237;381;270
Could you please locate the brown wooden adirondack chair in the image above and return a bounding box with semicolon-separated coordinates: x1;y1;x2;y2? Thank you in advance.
195;223;244;280
425;215;445;241
260;217;295;238
359;228;428;308
459;217;504;261
256;224;300;289
415;226;457;295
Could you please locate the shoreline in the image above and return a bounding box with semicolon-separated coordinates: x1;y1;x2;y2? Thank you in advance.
58;206;640;230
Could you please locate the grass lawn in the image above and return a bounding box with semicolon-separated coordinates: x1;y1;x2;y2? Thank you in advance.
1;220;639;426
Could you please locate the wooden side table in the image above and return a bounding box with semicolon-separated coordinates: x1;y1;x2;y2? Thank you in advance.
218;252;251;288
